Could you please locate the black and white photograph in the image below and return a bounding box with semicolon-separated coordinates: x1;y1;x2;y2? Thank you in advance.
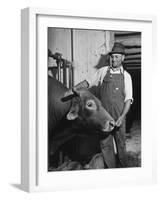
48;28;141;172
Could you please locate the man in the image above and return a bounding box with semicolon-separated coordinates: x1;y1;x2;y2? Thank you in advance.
64;42;133;168
87;42;133;167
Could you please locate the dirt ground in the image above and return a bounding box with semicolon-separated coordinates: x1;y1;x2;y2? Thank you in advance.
125;121;141;167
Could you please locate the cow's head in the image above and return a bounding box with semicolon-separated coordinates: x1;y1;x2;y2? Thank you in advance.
62;88;115;133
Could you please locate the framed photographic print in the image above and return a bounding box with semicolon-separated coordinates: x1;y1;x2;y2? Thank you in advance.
21;7;156;192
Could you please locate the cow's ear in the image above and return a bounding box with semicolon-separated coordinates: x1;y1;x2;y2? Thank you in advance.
66;110;78;120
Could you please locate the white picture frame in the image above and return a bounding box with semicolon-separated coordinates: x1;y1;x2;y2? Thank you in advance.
21;7;157;192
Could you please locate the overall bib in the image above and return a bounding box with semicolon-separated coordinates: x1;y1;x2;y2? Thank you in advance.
99;69;126;168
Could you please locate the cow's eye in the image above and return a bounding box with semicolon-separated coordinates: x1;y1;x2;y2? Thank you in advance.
86;100;95;108
87;102;93;107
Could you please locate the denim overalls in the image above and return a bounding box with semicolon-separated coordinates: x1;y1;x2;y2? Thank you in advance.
100;68;127;168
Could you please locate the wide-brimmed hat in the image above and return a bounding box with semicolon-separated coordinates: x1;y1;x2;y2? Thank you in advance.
109;42;125;55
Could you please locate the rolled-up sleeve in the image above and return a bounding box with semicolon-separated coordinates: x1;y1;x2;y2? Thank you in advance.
124;71;133;103
87;69;102;87
87;71;99;87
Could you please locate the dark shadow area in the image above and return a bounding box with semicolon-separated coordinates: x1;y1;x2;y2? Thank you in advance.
94;53;110;69
126;68;141;133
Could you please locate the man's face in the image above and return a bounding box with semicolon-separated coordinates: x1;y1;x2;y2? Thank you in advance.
111;54;125;68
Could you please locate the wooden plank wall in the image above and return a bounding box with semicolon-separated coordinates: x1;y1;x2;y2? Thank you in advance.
114;31;141;70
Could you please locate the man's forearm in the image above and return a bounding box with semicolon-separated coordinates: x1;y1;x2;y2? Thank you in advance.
121;99;131;118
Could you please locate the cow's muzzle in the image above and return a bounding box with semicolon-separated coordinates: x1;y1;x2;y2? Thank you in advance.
101;120;115;133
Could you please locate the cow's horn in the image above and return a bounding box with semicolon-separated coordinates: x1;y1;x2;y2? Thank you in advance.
72;87;80;97
61;88;79;102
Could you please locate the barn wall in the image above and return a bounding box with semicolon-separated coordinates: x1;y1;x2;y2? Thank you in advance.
48;28;114;85
114;31;141;70
73;30;114;84
48;28;72;67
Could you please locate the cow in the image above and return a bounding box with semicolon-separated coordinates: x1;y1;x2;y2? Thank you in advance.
48;76;115;170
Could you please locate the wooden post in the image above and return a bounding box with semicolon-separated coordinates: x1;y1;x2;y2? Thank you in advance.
69;64;72;89
57;60;61;82
63;59;67;87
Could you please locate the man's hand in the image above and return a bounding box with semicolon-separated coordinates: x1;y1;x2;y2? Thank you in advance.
116;116;124;127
